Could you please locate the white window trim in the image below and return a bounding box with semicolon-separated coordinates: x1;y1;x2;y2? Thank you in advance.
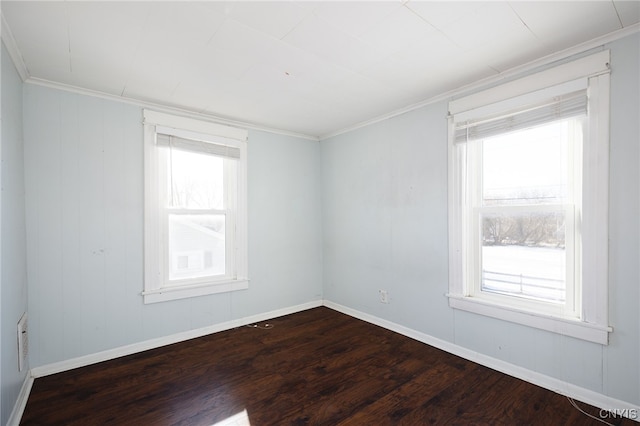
447;51;612;345
143;110;249;304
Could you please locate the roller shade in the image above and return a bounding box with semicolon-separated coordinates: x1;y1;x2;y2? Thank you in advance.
454;90;587;144
156;133;241;159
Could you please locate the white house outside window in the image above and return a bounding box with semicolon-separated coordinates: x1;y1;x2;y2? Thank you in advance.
447;51;611;344
143;110;248;304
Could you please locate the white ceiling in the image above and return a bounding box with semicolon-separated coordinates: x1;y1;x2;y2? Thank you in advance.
2;1;639;138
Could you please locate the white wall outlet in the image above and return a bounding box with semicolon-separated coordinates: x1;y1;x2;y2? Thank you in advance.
379;289;389;304
17;313;28;372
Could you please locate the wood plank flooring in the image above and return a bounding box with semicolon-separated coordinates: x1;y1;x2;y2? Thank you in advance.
21;307;633;425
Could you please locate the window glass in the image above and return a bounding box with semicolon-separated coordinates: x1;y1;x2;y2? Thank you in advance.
165;148;224;210
478;118;581;304
481;210;567;302
168;214;226;281
481;120;575;206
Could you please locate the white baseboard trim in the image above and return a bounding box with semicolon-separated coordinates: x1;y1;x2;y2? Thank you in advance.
19;299;639;423
322;300;640;423
31;300;322;378
6;373;34;426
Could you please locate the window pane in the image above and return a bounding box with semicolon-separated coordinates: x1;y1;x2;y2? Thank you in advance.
481;211;566;303
482;119;578;205
166;148;224;209
168;214;225;281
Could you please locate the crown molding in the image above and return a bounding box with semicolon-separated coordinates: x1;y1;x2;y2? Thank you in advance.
1;9;317;142
1;11;30;81
25;77;319;141
319;23;640;141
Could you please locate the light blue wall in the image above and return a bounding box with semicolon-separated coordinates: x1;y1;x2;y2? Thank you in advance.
321;33;639;405
22;85;323;367
321;103;452;338
1;42;28;425
604;33;640;402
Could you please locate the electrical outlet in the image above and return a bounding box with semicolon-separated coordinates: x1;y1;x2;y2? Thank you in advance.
379;289;389;304
17;313;28;372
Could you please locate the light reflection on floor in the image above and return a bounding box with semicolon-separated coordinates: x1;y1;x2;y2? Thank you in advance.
211;409;251;426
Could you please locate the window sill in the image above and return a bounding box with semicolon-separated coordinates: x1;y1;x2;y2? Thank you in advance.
143;279;249;304
447;294;611;345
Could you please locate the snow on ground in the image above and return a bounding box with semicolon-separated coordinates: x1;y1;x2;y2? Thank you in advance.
481;245;566;302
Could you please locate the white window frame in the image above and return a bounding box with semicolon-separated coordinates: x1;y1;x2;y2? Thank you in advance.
447;51;612;344
143;110;248;304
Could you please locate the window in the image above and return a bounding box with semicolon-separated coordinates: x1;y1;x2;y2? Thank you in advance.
448;51;611;344
143;110;248;303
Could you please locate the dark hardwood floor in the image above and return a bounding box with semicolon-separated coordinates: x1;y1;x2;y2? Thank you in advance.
21;307;633;425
